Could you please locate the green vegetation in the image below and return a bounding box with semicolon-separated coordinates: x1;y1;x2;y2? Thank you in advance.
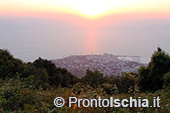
0;49;23;79
0;47;170;112
81;69;107;88
137;47;170;92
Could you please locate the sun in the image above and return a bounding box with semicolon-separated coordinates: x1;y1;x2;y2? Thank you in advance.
74;0;111;18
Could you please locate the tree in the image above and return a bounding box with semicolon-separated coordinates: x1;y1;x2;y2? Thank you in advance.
33;57;76;87
33;57;62;87
0;49;23;79
138;47;170;92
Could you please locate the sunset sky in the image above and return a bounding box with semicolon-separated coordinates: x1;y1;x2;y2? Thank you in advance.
0;0;170;18
0;0;170;63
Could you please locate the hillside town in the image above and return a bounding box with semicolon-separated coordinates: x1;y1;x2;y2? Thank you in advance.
52;53;146;78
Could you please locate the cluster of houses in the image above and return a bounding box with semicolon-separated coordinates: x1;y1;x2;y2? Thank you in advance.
52;53;144;78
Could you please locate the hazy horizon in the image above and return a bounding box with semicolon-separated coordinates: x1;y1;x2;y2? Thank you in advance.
0;15;170;63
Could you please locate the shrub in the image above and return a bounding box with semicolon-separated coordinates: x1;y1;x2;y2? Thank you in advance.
110;73;136;93
163;72;170;89
81;70;107;88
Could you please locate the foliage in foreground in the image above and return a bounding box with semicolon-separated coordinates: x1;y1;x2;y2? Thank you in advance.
0;76;170;112
0;47;170;112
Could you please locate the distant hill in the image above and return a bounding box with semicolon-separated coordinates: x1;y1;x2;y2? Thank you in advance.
51;53;146;78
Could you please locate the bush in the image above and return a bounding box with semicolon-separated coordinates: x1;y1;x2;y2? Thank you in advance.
33;57;77;88
163;72;170;89
109;73;136;94
0;74;42;111
81;70;107;88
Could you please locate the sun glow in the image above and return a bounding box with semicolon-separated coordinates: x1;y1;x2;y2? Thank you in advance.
74;0;111;18
0;0;170;19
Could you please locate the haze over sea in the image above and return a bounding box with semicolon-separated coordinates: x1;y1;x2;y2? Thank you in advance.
0;15;170;63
